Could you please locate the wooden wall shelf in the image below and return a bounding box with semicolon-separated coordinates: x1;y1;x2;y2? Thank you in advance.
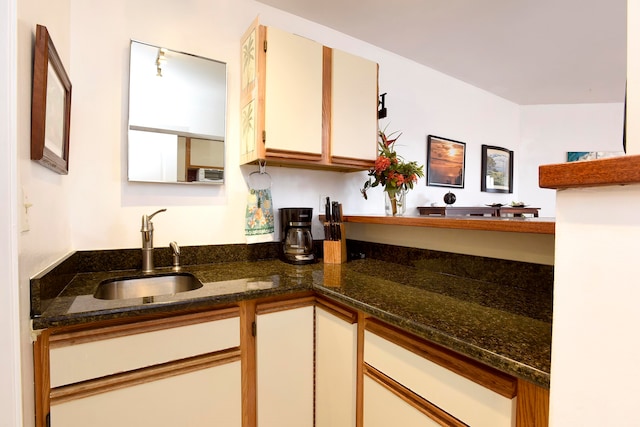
539;154;640;189
334;215;555;235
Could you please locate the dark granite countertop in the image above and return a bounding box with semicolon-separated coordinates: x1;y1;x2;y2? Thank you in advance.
32;249;551;389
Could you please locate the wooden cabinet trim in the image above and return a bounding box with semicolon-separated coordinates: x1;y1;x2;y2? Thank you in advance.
322;46;332;163
50;348;240;406
365;318;517;399
516;378;550;427
364;363;468;427
255;295;315;315
239;300;257;427
315;296;358;324
49;307;240;349
34;331;51;427
330;156;375;169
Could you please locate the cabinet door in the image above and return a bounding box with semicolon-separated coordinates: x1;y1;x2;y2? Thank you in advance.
264;27;323;156
363;376;441;427
257;306;314;427
50;360;241;427
365;329;516;426
330;49;378;163
316;307;357;427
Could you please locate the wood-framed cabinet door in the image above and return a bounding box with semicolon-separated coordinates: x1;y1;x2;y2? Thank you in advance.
50;359;242;427
315;302;358;426
256;304;314;427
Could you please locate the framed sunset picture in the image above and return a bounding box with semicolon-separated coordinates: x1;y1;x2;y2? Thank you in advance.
426;135;466;188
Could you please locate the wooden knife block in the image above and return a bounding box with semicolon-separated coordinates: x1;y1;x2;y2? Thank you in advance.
323;223;347;264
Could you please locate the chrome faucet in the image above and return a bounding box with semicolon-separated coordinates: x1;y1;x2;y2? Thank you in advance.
141;209;166;273
170;241;181;271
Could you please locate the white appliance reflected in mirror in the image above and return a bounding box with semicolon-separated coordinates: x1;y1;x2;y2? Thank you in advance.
127;40;227;184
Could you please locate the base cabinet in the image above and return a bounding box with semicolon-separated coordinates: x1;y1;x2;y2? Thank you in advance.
364;320;518;427
256;304;314;427
315;304;358;426
35;309;242;427
50;361;241;427
363;375;441;427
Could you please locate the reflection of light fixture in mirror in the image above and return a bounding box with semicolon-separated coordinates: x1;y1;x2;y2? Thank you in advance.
155;48;167;77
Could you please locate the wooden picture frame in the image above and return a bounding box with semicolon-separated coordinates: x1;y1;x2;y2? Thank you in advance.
426;135;466;188
31;24;72;174
481;145;513;193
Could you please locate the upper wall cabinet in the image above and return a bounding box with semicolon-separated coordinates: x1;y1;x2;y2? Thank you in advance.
240;18;378;172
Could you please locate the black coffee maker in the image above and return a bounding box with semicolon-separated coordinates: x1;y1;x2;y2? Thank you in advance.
280;208;315;265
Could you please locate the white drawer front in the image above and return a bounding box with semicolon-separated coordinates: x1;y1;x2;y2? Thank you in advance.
364;376;441;427
364;330;515;427
50;316;239;388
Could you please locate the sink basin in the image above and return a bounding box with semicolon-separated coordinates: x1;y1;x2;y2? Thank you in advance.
94;273;203;300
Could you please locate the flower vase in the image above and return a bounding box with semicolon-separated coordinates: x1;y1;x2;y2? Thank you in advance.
385;190;406;216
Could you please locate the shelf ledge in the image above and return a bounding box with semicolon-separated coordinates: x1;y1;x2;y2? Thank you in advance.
336;215;555;235
539;154;640;189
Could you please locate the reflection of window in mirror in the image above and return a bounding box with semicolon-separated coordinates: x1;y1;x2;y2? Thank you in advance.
127;40;227;184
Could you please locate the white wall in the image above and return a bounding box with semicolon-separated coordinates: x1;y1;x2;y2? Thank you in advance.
520;103;624;217
16;1;72;425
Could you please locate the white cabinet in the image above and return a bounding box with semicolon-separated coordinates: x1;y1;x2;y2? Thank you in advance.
329;49;378;165
256;305;314;427
39;310;242;427
364;324;517;427
363;375;441;427
240;18;378;171
50;360;241;427
315;305;358;427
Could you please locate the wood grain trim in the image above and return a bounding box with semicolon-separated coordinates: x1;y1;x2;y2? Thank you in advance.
516;379;550;427
365;319;517;399
256;24;267;159
315;296;358;324
264;148;323;161
539;154;640;189
240;300;257;427
341;214;555;234
364;363;468;427
329;156;375;170
356;312;367;427
255;295;315;315
322;46;332;163
49;348;240;405
49;307;240;349
34;330;51;427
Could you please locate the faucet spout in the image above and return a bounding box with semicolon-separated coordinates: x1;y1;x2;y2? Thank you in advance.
141;209;167;273
170;241;181;271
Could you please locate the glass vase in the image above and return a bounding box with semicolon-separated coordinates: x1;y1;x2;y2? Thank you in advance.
385;190;406;216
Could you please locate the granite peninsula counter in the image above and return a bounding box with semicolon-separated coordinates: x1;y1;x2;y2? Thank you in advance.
31;246;552;388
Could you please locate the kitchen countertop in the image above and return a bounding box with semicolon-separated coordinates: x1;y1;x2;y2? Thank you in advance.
33;256;551;388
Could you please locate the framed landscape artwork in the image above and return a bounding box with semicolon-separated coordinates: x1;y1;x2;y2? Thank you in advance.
426;135;466;188
481;145;513;193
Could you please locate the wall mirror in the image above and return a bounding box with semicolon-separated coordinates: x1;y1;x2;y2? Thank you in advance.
128;40;227;184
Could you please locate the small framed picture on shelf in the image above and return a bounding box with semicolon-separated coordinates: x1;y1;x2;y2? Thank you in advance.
481;145;513;193
426;135;466;188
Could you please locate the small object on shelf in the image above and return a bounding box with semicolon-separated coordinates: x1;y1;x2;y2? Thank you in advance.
486;203;504;207
510;201;528;208
443;191;456;205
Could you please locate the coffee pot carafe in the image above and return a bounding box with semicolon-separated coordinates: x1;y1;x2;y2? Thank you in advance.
280;208;315;265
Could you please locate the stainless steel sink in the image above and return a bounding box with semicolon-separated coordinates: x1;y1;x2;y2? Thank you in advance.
94;273;203;300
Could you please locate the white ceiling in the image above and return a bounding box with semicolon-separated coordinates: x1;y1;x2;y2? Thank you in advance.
257;0;627;105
